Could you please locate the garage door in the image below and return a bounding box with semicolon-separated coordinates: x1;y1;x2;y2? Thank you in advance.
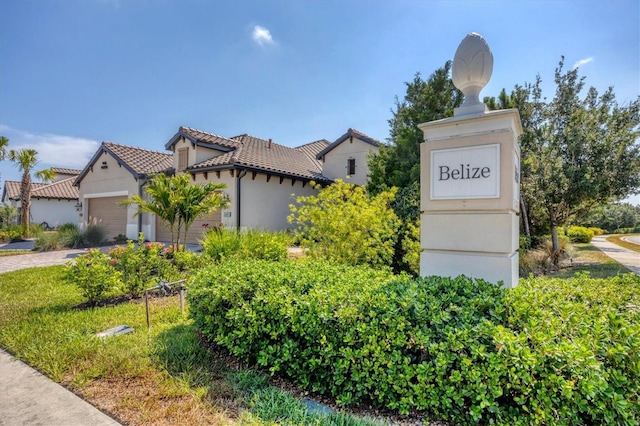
87;196;128;240
156;210;222;244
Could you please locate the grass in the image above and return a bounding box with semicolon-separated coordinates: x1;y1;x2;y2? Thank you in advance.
548;243;632;278
0;249;33;257
607;233;640;253
0;265;383;426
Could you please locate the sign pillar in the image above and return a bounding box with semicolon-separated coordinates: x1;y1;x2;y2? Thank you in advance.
418;33;522;288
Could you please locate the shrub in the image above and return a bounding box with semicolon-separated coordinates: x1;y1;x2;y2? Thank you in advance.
28;223;45;238
200;228;290;262
588;226;605;236
57;222;78;233
58;225;83;248
107;235;168;295
65;249;123;301
113;233;128;244
67;233;188;301
82;225;106;246
0;224;26;242
288;180;400;270
189;260;640;424
34;232;61;251
567;225;594;243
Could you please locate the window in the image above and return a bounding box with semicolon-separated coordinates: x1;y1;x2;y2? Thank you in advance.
178;148;189;172
347;158;356;175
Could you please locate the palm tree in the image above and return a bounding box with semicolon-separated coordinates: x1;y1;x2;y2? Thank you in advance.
0;136;8;179
174;176;228;249
122;173;179;246
8;149;55;233
0;136;8;160
122;173;228;250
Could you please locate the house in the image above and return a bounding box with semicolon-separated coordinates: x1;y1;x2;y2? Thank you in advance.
1;167;82;228
74;127;381;243
73;142;173;240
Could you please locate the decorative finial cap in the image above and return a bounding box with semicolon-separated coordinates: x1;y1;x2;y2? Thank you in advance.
452;33;493;115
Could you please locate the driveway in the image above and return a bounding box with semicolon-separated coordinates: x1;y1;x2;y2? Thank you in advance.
0;242;109;274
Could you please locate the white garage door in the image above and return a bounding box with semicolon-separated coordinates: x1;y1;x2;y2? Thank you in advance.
87;196;128;240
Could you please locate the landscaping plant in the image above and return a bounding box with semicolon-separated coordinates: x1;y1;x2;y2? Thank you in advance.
189;259;640;425
288;179;400;270
200;228;290;262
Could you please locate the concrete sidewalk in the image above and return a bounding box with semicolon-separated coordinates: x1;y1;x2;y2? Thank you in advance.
0;349;121;426
591;235;640;275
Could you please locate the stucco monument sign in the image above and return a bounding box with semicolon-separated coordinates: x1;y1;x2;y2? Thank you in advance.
419;33;522;288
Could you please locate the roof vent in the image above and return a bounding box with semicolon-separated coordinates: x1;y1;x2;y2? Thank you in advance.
268;138;272;149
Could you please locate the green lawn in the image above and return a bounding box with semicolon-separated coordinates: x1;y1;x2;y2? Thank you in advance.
0;249;33;257
548;243;632;278
0;266;382;426
607;234;640;253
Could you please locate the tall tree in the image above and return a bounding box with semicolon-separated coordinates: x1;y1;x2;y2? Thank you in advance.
367;61;464;193
0;136;8;180
499;58;640;258
8;149;55;232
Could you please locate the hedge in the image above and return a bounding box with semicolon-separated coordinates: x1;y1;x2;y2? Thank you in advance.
188;260;640;425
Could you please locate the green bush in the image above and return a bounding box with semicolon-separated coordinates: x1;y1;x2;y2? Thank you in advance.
57;222;78;232
66;233;187;300
567;225;594;243
58;225;83;248
288;180;400;270
82;225;106;246
34;232;61;251
588;226;605;236
189;260;640;425
65;249;123;301
107;236;168;295
0;224;26;242
201;228;290;262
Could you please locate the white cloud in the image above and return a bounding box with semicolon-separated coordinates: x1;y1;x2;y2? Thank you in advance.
0;124;99;170
252;25;275;46
573;57;594;69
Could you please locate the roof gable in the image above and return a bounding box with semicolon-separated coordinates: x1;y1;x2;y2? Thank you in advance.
74;142;173;186
165;127;239;152
187;132;329;181
316;128;382;159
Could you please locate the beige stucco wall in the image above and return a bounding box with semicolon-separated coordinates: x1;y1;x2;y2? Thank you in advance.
322;137;379;186
189;170;317;232
171;137;225;169
77;150;140;238
240;173;317;231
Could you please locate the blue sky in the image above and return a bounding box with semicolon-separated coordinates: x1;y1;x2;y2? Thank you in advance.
1;0;639;203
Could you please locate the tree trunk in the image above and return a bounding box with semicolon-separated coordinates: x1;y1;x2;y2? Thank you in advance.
20;171;31;233
520;197;531;239
550;223;560;267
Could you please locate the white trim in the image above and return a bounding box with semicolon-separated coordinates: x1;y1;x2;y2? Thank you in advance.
83;190;129;199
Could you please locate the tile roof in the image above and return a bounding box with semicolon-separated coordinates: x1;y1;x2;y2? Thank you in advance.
102;142;174;176
188;133;328;181
75;141;174;186
316;128;383;159
3;178;78;201
295;139;331;168
50;167;81;176
169;127;239;151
